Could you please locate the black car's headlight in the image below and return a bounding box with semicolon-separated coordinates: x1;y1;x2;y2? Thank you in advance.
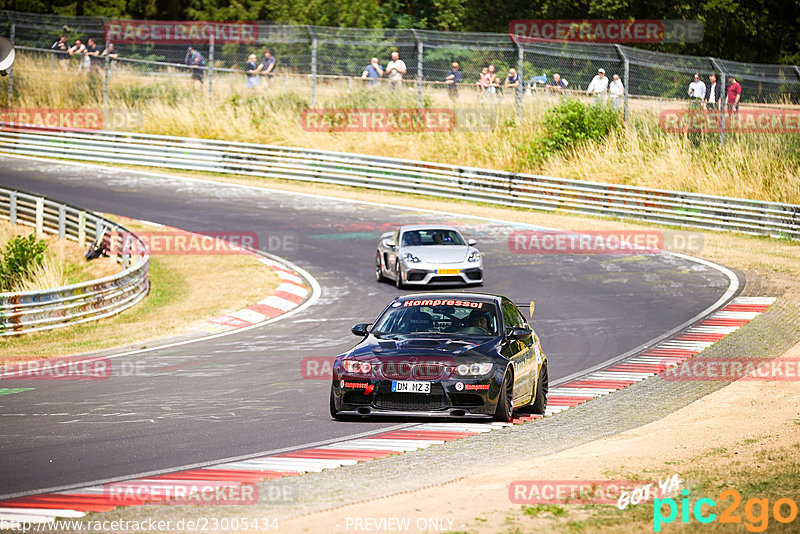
403;252;422;264
456;363;493;376
468;251;481;262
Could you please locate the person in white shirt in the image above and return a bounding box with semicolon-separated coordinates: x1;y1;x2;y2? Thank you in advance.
586;68;609;104
609;74;624;110
688;73;706;106
385;51;407;90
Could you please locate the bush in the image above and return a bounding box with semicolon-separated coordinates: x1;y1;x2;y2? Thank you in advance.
0;234;49;292
536;98;621;158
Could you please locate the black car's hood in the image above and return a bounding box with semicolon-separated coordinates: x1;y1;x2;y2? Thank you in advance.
349;334;497;361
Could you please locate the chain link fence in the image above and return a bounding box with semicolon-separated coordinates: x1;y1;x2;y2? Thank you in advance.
2;10;799;126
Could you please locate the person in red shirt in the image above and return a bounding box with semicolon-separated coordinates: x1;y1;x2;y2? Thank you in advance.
727;76;742;114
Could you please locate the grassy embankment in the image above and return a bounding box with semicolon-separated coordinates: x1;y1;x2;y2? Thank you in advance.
2;54;799;204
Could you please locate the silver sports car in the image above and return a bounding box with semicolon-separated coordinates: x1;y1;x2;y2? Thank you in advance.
375;225;483;288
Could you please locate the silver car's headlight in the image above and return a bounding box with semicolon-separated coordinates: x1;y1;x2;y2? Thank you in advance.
403;252;422;263
468;251;481;262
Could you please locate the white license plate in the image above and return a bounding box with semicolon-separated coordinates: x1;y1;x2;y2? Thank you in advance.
392;381;431;393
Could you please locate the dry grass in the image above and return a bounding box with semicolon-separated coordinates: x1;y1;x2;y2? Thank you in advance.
4;53;799;204
0;218;281;361
0;221;118;292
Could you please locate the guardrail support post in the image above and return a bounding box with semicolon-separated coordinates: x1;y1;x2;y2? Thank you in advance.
208;33;215;99
9;191;17;224
103;43;110;108
307;26;317;108
35;197;44;236
710;57;726;145
78;211;86;246
58;205;66;238
6;23;14;105
615;45;629;126
411;29;423;110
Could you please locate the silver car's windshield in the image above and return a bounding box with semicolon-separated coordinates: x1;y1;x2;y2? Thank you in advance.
373;300;498;337
401;229;465;247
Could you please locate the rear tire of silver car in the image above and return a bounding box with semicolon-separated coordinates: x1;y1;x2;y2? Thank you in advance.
494;371;514;422
375;253;386;282
530;363;548;415
395;262;404;289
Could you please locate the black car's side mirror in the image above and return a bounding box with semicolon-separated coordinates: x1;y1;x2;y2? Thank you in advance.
351;323;370;336
508;327;532;340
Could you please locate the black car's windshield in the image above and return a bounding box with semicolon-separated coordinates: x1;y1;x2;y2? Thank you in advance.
401;229;465;247
373;299;498;337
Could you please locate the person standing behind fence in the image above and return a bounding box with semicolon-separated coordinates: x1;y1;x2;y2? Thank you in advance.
256;49;276;88
245;54;260;88
704;74;721;110
185;46;206;85
727;76;742;114
101;43;118;70
487;65;500;96
444;62;461;100
385;51;406;90
67;39;86;73
85;39;101;74
547;73;567;91
361;57;383;87
687;73;706;108
504;68;522;97
51;35;69;70
608;73;624;110
586;68;609;104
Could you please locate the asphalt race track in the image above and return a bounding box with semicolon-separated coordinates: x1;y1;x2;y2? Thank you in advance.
0;156;736;498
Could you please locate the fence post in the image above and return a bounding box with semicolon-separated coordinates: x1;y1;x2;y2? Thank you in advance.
516;41;524;119
78;211;86;246
615;45;629;126
35;197;44;236
6;22;14;105
307;25;317;108
103;43;110;108
411;29;423;109
710;57;726;145
9;191;16;224
208;33;215;99
58;205;66;238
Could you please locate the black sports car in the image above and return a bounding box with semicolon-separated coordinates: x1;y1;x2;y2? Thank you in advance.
329;293;548;421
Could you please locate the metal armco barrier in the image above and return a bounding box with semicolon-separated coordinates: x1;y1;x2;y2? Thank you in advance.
0;126;798;240
0;186;150;336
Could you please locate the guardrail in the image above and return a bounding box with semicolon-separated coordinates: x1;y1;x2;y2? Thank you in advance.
0;186;150;336
0;126;798;240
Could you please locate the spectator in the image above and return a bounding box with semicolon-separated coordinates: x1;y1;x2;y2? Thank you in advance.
705;74;721;110
245;54;260;88
101;42;118;66
608;73;624;110
361;57;383;86
185;46;206;85
487;64;500;96
444;62;461;100
504;67;522;97
727;76;742;114
476;66;491;94
51;35;69;69
586;68;609;103
85;38;101;73
547;73;567;91
67;39;86;73
688;73;706;107
385;51;406;90
256;49;276;87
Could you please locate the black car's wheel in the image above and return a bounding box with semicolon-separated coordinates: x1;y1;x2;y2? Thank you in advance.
494;370;514;422
375;253;385;282
531;363;548;415
395;262;404;289
330;387;358;421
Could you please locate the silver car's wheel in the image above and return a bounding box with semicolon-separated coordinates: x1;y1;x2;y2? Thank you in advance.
375;252;385;282
395;262;404;289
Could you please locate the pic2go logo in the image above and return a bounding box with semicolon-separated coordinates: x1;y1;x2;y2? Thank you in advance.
654;489;799;532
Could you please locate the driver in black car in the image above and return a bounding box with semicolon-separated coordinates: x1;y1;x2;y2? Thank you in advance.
467;309;491;334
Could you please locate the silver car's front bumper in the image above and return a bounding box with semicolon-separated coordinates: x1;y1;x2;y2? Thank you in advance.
400;261;483;285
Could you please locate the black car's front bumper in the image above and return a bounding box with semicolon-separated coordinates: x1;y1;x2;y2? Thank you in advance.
332;377;500;418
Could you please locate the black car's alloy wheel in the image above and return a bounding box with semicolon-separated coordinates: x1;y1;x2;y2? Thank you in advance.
494;371;514;422
531;363;548;415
